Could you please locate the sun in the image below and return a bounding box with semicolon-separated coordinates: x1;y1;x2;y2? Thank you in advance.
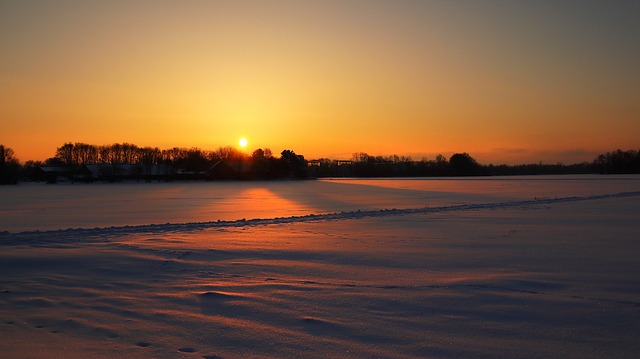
239;138;248;148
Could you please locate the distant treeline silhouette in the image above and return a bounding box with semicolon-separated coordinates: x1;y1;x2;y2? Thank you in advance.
592;149;640;174
1;143;639;184
11;142;308;183
310;152;597;177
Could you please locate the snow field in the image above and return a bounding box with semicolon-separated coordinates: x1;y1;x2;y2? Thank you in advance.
1;176;639;358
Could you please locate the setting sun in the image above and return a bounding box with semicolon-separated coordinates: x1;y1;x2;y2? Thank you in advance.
239;138;248;148
0;1;638;165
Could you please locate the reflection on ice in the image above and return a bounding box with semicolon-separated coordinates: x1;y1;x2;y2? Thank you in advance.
202;187;312;220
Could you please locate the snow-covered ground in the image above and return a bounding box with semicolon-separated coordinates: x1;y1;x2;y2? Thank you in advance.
1;175;639;358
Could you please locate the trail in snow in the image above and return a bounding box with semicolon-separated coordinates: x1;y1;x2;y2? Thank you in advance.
2;191;638;242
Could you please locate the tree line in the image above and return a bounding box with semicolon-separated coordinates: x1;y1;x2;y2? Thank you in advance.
593;149;640;174
309;152;591;177
306;150;640;177
2;142;308;183
1;143;639;184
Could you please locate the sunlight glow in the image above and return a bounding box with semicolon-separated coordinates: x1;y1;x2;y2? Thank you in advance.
1;2;638;164
239;138;248;148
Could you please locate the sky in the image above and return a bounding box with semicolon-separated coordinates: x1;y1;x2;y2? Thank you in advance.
1;0;638;164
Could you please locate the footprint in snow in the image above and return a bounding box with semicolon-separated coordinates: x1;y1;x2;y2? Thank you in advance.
178;347;197;353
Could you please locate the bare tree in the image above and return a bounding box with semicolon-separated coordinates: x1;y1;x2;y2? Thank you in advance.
0;145;20;184
352;152;370;163
55;143;75;166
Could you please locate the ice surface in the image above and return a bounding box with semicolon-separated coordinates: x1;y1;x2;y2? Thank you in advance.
1;174;639;233
1;175;639;358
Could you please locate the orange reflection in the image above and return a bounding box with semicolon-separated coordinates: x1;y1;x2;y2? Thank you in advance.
193;187;316;222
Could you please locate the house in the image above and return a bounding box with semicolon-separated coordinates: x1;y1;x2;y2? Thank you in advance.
83;164;141;181
38;166;73;183
204;160;237;180
82;164;176;182
204;159;253;180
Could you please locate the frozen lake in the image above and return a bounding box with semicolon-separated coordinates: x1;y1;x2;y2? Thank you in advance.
1;175;640;357
1;175;639;232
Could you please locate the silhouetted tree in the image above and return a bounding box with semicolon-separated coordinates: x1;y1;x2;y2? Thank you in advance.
161;147;185;165
215;146;243;162
71;142;98;165
351;152;373;176
183;148;210;173
55;143;75;167
352;152;370;163
138;147;162;181
44;157;65;167
593;149;640;174
250;148;271;179
138;147;162;165
280;150;307;178
449;153;481;176
0;145;21;184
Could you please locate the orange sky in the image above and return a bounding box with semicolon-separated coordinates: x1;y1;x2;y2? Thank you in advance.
1;1;638;164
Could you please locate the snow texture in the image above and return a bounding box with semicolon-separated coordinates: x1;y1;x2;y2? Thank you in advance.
1;176;639;358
